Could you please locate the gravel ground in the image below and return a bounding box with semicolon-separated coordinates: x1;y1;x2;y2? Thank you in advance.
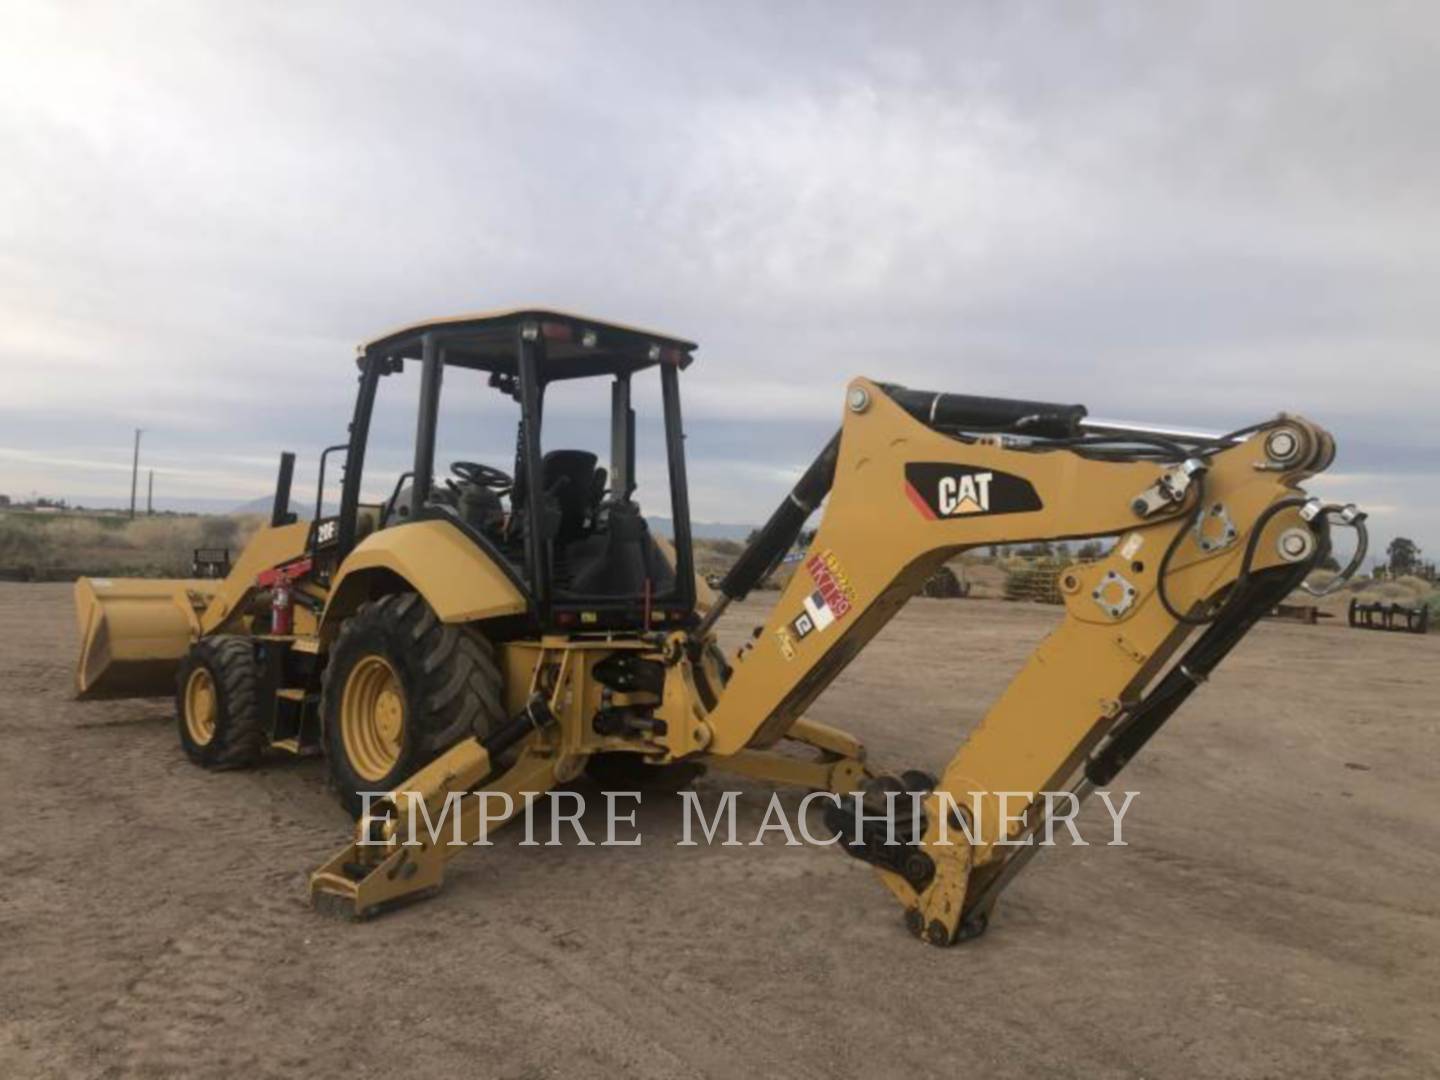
2;581;1437;1078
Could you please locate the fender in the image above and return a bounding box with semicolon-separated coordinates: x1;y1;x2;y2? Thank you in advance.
322;519;528;633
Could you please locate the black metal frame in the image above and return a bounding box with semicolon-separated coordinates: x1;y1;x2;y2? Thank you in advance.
335;360;380;559
333;316;698;630
1348;596;1431;634
659;362;696;610
313;442;349;523
516;326;550;614
411;333;443;519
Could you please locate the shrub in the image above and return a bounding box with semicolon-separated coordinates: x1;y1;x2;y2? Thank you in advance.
0;513;257;578
0;521;48;578
199;515;240;547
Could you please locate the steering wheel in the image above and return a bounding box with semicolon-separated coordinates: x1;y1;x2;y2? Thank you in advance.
450;460;513;491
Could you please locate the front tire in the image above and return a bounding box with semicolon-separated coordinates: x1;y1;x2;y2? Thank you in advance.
322;593;505;817
175;636;264;769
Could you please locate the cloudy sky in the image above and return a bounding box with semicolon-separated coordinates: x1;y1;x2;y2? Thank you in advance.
1;2;1436;555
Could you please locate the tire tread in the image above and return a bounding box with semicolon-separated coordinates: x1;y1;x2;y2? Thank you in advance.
176;634;263;769
321;592;505;816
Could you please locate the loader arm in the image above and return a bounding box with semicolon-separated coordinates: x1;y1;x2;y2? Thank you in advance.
699;378;1352;943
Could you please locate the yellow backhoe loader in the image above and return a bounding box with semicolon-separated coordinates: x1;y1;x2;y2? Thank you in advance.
75;308;1367;945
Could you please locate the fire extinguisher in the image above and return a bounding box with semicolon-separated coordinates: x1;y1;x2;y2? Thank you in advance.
271;575;294;636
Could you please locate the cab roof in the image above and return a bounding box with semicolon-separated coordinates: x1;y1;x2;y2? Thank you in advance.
359;307;696;380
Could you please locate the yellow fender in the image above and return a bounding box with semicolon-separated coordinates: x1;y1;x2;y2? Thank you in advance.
322;519;528;632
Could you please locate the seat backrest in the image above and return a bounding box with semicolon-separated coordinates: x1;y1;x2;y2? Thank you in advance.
542;449;599;542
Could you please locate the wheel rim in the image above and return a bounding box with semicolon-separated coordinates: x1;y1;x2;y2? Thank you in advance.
340;655;406;782
184;667;217;746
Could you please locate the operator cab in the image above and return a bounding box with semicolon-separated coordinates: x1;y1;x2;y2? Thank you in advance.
316;309;699;632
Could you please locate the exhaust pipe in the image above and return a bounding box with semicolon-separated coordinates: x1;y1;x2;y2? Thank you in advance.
271;451;297;527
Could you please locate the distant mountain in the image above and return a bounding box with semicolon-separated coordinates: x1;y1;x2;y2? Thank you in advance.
646;517;755;542
231;496;336;518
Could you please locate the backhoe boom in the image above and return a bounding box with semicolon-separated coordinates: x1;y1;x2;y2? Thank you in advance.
692;378;1352;942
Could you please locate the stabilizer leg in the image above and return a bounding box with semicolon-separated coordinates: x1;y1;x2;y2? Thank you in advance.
310;697;560;919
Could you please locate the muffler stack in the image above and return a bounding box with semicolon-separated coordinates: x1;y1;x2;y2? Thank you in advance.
1348;597;1430;634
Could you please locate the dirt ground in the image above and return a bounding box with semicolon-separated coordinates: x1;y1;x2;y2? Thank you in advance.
2;582;1438;1079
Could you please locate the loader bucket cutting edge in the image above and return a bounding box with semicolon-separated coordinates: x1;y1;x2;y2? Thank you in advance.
73;576;216;700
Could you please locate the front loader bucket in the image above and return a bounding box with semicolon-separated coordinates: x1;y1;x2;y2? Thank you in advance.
73;577;217;699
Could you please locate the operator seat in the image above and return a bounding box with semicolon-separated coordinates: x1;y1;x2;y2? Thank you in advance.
542;450;600;543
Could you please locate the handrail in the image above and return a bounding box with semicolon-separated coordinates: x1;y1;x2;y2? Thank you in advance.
314;443;350;522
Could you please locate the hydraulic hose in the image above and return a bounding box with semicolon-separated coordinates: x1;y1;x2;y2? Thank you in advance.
694;431;841;640
1157;491;1314;625
717;431;841;602
1300;509;1369;597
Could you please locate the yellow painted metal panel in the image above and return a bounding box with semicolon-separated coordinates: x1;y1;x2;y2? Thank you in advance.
325;519;528;625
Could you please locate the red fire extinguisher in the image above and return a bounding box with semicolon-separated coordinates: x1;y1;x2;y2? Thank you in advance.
271;576;294;636
256;557;311;637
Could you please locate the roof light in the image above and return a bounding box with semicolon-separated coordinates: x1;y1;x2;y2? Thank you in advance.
540;321;573;343
580;328;598;348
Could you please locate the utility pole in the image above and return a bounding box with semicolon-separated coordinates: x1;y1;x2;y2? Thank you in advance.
146;470;154;515
128;428;143;519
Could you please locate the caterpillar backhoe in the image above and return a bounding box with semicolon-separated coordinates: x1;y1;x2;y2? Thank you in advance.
74;307;1367;945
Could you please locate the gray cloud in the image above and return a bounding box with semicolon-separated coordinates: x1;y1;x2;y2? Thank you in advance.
1;1;1436;555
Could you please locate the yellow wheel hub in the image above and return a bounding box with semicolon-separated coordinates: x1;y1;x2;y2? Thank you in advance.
340;655;407;782
184;667;217;747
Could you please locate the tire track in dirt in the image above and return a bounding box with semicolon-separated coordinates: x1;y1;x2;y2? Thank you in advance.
9;583;1440;1078
500;913;831;1080
90;891;316;1079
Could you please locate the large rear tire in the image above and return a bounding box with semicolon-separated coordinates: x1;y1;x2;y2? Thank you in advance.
322;593;505;817
175;636;264;769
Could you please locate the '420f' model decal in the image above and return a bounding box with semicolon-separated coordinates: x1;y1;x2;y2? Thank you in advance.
903;463;1043;519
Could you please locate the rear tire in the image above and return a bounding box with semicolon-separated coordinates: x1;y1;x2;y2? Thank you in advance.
322;593;506;817
175;636;264;769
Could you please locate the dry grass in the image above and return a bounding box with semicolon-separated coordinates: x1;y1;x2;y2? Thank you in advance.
0;511;262;579
1302;568;1439;620
1350;574;1438;609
